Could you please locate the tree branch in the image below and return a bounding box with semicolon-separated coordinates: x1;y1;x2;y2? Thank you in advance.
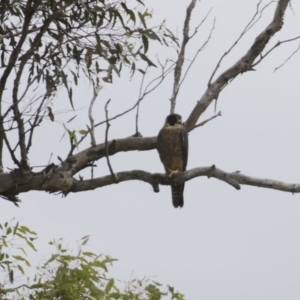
71;165;300;195
178;15;215;93
192;111;221;130
104;99;118;182
170;0;197;114
89;81;102;147
61;136;157;175
253;35;300;67
2;165;300;202
0;0;39;172
274;40;300;72
185;0;290;132
94;60;174;128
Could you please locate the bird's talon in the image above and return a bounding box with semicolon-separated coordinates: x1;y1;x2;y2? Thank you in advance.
169;169;180;177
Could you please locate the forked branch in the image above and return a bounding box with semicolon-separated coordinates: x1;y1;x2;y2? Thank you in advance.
2;165;300;199
71;165;300;195
185;0;291;131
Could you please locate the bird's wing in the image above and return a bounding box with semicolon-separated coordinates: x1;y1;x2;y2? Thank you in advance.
181;127;188;171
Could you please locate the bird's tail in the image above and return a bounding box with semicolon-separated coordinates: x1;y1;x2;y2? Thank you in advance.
171;183;184;208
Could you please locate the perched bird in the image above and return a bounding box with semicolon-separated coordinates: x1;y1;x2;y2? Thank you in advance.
157;114;188;208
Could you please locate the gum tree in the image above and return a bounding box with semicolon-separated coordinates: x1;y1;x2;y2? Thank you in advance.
0;0;299;205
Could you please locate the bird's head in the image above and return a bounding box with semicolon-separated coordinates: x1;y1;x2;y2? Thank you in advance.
165;114;183;126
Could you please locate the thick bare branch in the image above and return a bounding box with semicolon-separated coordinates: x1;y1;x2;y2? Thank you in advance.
61;136;157;175
2;165;300;202
185;0;290;132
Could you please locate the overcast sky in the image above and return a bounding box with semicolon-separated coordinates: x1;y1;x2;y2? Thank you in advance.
1;0;300;299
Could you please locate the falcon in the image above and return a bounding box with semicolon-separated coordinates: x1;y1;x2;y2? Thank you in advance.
157;114;188;208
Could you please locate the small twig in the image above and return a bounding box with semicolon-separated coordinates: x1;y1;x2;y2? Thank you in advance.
0;26;41;43
192;111;222;130
189;7;213;40
12;65;30;171
67;133;75;157
288;1;295;15
170;0;197;114
179;16;216;91
89;79;102;147
94;60;174;128
104;99;118;183
135;66;148;134
26;96;47;152
253;35;300;67
207;0;267;86
47;153;53;165
244;1;277;34
274;41;300;72
3;133;21;167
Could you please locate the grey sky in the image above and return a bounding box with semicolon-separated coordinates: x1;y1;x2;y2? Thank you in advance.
1;0;300;299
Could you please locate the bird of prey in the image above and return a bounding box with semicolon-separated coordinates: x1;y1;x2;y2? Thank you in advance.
157;114;188;208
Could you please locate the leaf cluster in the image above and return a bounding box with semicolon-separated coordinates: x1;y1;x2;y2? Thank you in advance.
0;0;177;174
0;0;175;105
0;220;185;300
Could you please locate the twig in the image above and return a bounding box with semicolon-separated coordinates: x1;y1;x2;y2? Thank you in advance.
253;35;300;67
170;0;197;114
67;132;75;157
12;64;30;171
288;1;295;15
179;16;216;91
274;41;300;72
207;0;267;86
192;111;221;130
3;133;21;167
0;112;4;173
0;26;41;43
135;66;149;134
26;96;47;152
89;79;102;147
47;153;53;165
189;7;213;40
104;99;118;183
94;60;175;128
243;1;277;34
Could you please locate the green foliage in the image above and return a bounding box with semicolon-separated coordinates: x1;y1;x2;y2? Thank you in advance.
0;0;178;162
0;220;37;278
0;220;185;300
0;0;177;107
